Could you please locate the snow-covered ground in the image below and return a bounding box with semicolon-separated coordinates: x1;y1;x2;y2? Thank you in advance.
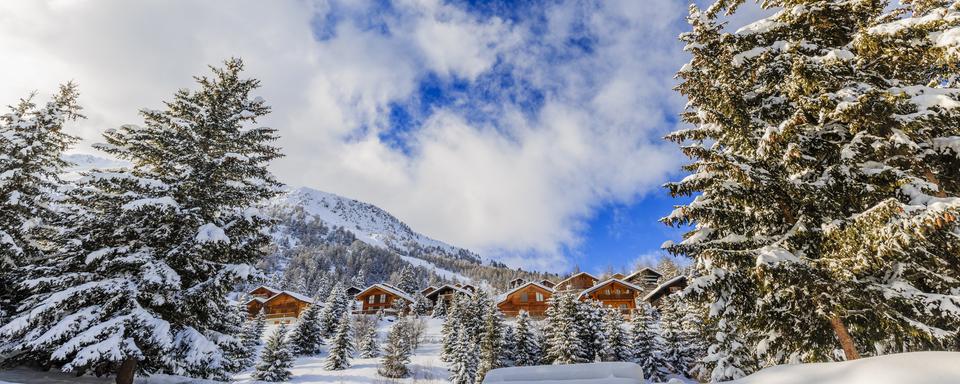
730;351;960;384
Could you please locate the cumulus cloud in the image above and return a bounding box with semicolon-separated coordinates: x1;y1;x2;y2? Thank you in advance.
0;0;692;272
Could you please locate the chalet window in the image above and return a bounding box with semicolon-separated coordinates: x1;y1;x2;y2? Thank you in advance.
535;292;544;301
380;294;387;303
520;293;529;302
619;304;627;309
615;289;621;295
604;289;610;295
368;296;374;304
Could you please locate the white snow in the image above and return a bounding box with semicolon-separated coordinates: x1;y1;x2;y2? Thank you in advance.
755;245;800;267
483;362;645;384
195;223;229;244
121;196;179;211
399;255;471;283
730;351;960;384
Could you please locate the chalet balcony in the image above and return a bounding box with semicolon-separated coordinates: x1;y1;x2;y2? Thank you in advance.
593;294;636;300
265;312;297;319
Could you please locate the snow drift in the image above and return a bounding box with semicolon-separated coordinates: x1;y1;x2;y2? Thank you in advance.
482;362;645;384
730;351;960;384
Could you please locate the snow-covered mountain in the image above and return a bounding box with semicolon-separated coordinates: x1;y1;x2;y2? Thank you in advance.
267;186;481;263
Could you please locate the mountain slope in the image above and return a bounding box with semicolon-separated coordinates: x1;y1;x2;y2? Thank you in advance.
268;187;481;263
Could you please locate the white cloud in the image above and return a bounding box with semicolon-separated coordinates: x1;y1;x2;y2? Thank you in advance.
0;0;689;272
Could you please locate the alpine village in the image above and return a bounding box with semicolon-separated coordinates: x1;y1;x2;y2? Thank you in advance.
2;1;960;384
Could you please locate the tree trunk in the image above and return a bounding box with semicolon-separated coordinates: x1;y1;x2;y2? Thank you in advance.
116;358;136;384
829;314;860;360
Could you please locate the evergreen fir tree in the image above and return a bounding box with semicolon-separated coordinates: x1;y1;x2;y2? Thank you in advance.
501;322;517;366
378;317;411;378
432;298;448;318
660;297;694;378
325;313;354;370
448;326;479;384
544;291;584;364
395;265;419;295
513;310;541;366
0;84;81;322
359;323;380;358
702;317;756;383
238;308;267;368
631;303;668;382
411;292;431;316
601;307;631;362
440;294;465;362
253;324;293;382
477;299;505;382
578;299;606;362
0;59;282;382
287;300;324;356
351;269;366;289
319;283;349;337
668;0;960;363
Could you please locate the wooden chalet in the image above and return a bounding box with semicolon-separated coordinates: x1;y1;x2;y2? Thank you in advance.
458;283;477;293
354;283;414;315
245;286;315;324
579;278;646;315
539;279;556;288
610;272;626;279
509;277;526;289
625;267;662;289
421;286;437;296
425;284;473;308
554;272;599;291
497;281;554;317
346;286;363;297
643;275;688;305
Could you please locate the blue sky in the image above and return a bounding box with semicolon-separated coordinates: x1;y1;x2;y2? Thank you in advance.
0;0;767;273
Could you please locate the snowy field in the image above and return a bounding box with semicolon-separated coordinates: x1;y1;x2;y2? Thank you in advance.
2;317;959;384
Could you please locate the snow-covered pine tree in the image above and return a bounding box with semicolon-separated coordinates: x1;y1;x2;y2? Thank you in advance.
358;322;380;358
351;269;366;289
432;297;448;318
601;307;631;362
253;324;293;382
0;59;282;382
448;326;479;384
513;310;541;366
238;308;267;368
287;300;324;356
477;298;505;382
702;317;756;382
378;317;411;378
411;292;431;316
577;299;606;362
440;294;464;362
544;290;584;364
667;0;960;363
501;321;517;366
395;265;419;295
631;303;667;382
0;84;81;322
659;296;694;378
319;283;348;337
325;312;353;370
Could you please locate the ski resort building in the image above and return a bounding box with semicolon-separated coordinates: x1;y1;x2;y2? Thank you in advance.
643;275;688;305
554;271;599;291
354;283;414;315
425;284;474;308
497;281;554;317
245;286;315;324
578;278;647;314
624;267;662;289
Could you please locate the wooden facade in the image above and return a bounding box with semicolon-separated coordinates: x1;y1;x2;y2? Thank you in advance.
245;289;315;325
580;279;645;316
497;282;553;317
643;275;688;305
425;284;472;308
355;284;414;315
539;279;556;288
555;272;599;291
625;268;662;289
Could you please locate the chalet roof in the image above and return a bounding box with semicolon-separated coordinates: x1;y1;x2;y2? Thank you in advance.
245;296;268;304
249;285;282;295
496;281;554;305
578;278;647;299
356;283;414;303
346;286;363;293
642;275;688;302
625;267;662;281
262;290;316;305
425;284;473;300
421;286;437;294
556;271;599;288
540;279;556;286
510;277;525;283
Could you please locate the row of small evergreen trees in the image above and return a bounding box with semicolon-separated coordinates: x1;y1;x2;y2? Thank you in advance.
438;290;712;383
0;59;282;384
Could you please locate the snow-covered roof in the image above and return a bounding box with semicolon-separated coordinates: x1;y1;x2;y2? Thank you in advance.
556;271;599;287
625;267;662;281
578;278;647;299
425;284;473;300
249;285;282;295
245;297;268;304
497;281;554;304
281;290;315;303
642;275;687;302
356;283;414;302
